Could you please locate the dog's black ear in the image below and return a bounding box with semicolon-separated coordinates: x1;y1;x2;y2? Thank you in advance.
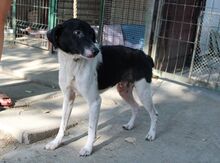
47;24;63;48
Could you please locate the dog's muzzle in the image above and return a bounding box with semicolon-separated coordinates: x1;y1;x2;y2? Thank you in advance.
84;44;100;58
92;47;100;57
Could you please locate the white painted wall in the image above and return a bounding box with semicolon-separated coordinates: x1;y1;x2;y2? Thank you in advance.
206;0;220;12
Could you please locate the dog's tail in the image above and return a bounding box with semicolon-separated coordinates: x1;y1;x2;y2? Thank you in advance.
146;55;154;68
138;50;155;83
138;50;154;68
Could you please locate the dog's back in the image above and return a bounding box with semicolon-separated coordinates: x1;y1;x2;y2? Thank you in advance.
97;45;154;90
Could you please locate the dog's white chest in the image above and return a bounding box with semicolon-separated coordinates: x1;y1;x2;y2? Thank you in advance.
58;49;99;95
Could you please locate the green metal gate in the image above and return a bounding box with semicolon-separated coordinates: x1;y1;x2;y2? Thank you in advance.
5;0;101;50
5;0;57;50
13;0;50;49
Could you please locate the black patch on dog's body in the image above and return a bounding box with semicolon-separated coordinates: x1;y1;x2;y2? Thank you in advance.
97;45;154;90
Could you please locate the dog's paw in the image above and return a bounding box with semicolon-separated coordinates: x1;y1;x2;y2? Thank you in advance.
145;130;156;141
122;123;134;130
44;140;59;150
79;146;92;157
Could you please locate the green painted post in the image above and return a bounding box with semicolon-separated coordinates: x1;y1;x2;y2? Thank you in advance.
12;0;16;44
48;0;57;30
48;0;57;52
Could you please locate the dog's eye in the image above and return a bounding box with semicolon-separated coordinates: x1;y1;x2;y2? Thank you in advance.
73;30;82;36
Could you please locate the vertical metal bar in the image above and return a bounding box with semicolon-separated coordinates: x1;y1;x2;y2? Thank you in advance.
143;0;156;55
217;71;220;84
181;1;199;76
164;2;178;72
158;0;170;71
48;0;57;53
37;0;40;24
217;15;220;31
174;0;186;75
189;12;203;78
12;0;16;44
48;0;57;30
151;0;163;62
98;0;105;44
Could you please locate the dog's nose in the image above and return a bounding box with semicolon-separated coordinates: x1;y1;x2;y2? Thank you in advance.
93;47;99;56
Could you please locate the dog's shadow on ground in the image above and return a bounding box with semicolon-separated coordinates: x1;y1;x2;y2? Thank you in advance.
60;106;151;152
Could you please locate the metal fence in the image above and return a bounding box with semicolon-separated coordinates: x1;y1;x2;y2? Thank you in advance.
99;0;154;50
152;0;205;75
151;0;220;89
4;0;220;90
57;0;74;24
5;0;100;50
11;0;49;49
189;11;220;88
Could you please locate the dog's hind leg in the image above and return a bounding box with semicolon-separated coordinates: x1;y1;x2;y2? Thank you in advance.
45;88;75;150
117;82;140;130
134;79;158;141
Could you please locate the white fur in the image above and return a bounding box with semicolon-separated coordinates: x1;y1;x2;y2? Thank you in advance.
45;49;158;156
134;79;158;140
45;49;102;156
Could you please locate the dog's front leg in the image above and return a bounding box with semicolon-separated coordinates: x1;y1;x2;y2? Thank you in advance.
45;89;75;150
79;95;101;156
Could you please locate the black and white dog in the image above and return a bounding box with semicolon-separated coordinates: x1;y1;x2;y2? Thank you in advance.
45;18;158;156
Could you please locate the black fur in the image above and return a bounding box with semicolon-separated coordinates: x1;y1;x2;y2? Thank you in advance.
98;45;154;90
47;18;97;56
47;18;154;90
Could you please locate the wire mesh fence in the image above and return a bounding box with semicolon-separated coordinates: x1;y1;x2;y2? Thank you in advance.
12;0;49;49
152;0;206;76
57;0;74;24
4;0;220;89
189;11;220;87
75;0;100;24
151;0;220;88
100;0;149;49
5;0;101;50
5;0;150;51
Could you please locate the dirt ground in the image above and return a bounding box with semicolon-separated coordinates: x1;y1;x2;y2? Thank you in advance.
0;132;19;156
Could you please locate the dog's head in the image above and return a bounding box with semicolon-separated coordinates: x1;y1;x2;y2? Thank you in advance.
47;18;99;58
